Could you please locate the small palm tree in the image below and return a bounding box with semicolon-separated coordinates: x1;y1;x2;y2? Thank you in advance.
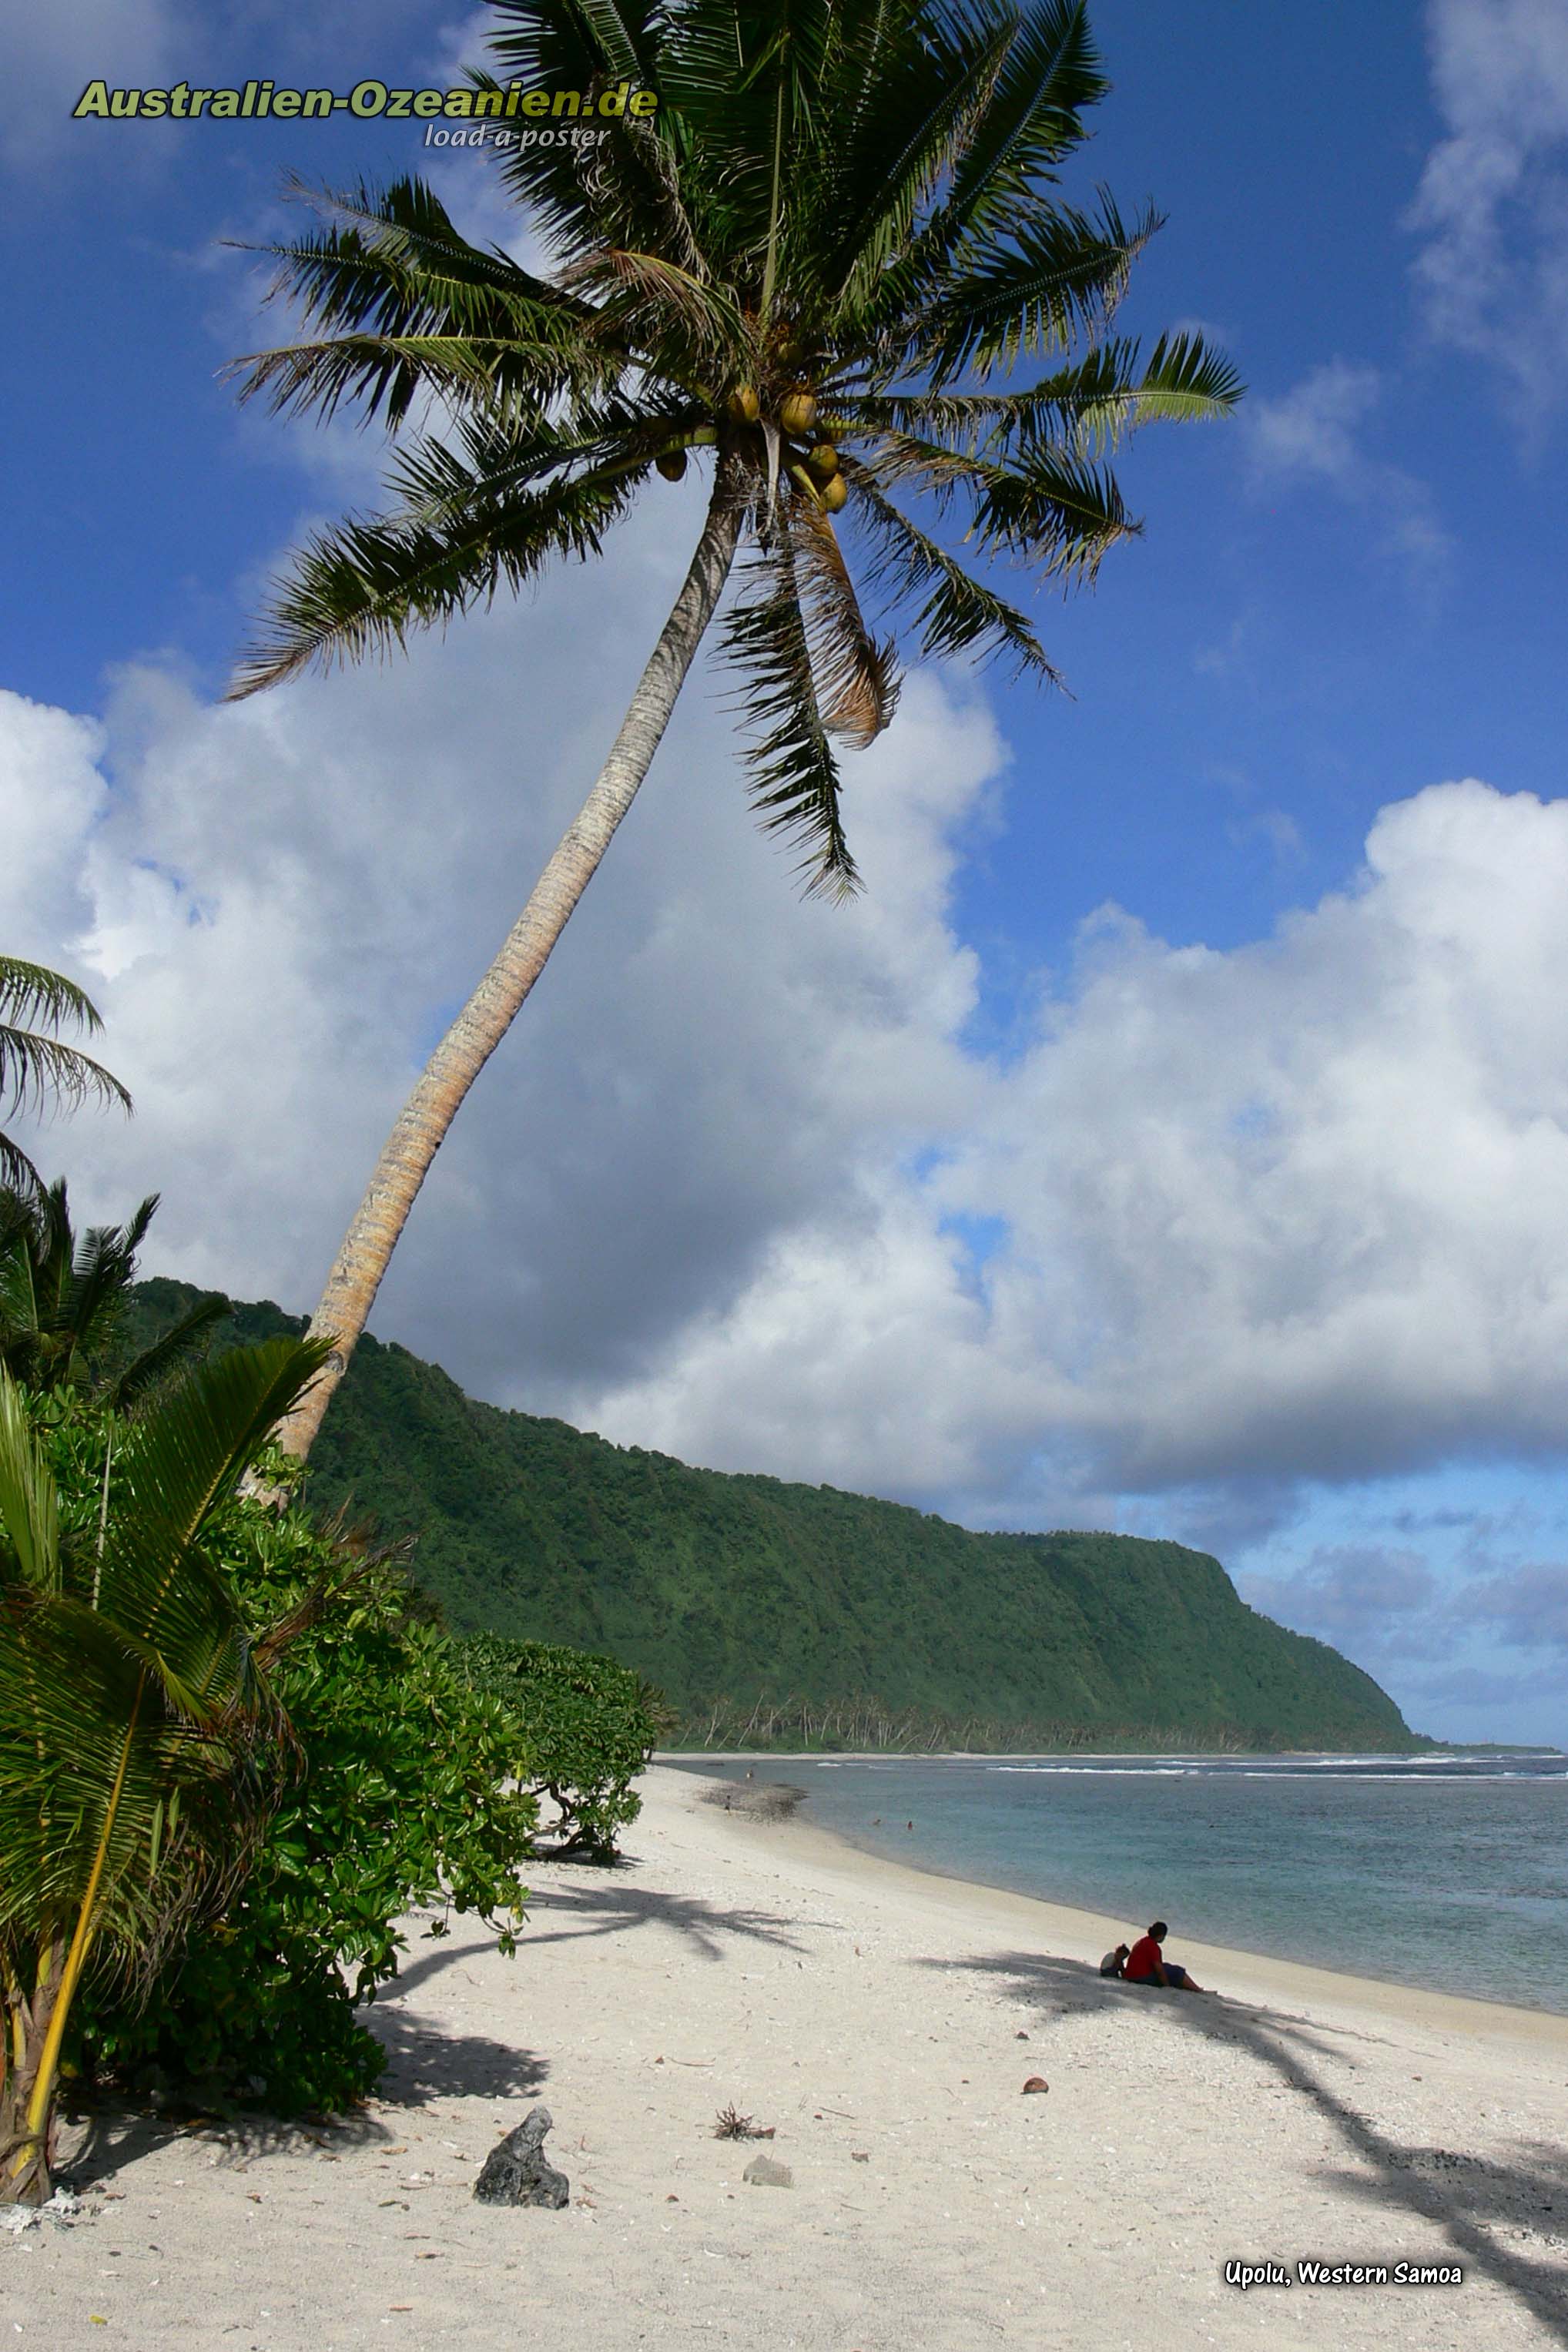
229;0;1241;1457
0;1335;327;2203
0;1183;226;1406
0;959;130;1203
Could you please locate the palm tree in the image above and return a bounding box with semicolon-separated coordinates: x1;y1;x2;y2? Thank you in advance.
228;0;1241;1458
0;1182;227;1406
0;958;130;1202
0;1333;328;2203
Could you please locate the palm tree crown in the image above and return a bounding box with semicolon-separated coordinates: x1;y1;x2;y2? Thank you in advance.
226;0;1240;1459
233;0;1238;896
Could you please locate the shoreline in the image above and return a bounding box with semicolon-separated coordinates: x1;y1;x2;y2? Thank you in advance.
675;1757;1568;2049
12;1763;1568;2349
668;1751;1568;2039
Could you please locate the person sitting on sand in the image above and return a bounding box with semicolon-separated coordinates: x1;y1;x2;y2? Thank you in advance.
1099;1942;1131;1978
1121;1921;1209;1992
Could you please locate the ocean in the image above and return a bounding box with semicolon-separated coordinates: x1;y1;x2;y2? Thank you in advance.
666;1751;1568;2015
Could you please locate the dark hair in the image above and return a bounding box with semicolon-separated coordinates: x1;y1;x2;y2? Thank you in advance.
1148;1920;1168;1939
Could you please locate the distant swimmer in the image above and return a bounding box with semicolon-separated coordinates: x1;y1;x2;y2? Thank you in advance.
1121;1921;1211;1993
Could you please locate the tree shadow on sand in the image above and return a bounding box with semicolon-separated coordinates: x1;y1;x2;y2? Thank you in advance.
367;2003;550;2108
924;1948;1568;2341
385;1883;812;1988
57;2097;396;2184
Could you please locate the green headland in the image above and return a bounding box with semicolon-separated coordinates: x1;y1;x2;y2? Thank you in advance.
123;1278;1422;1754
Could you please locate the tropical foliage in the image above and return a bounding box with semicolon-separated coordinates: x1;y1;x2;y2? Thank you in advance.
226;0;1241;1459
75;1503;538;2117
0;1183;226;1405
0;1335;326;2202
455;1634;672;1855
0;957;129;1203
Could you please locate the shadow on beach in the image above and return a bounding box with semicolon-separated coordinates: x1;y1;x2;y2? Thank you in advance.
510;1878;816;1964
925;1947;1568;2340
58;2096;396;2183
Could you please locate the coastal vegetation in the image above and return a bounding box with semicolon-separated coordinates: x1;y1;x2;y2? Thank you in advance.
119;1281;1419;1753
226;0;1240;1460
0;1187;655;2188
0;1336;327;2200
454;1635;671;1857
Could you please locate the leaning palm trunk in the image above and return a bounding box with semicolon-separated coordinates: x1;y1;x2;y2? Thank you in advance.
273;464;744;1462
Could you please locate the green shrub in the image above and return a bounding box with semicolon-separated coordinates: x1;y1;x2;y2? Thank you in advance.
454;1635;671;1858
62;1438;537;2115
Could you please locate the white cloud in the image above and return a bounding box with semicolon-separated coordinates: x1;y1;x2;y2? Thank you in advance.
1409;0;1568;424
592;776;1568;1518
1245;362;1451;579
9;508;1568;1557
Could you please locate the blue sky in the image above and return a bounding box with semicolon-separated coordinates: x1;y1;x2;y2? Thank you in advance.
4;0;1568;1744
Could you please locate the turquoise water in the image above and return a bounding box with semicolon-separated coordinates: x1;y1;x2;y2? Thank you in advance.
666;1752;1568;2015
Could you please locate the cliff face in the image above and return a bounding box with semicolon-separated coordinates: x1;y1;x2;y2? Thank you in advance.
126;1278;1419;1751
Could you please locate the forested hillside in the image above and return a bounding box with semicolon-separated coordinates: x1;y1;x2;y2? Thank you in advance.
120;1280;1420;1751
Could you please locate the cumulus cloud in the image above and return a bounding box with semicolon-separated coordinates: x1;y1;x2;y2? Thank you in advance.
592;773;1568;1517
1245;361;1450;578
9;508;1568;1556
1409;0;1568;423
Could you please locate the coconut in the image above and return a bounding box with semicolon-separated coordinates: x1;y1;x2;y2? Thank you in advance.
822;473;849;513
655;449;688;481
806;444;840;478
779;389;818;436
727;385;761;425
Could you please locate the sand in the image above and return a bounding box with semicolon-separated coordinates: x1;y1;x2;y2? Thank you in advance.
7;1761;1568;2350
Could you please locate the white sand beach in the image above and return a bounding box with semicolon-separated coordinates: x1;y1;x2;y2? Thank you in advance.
8;1763;1568;2350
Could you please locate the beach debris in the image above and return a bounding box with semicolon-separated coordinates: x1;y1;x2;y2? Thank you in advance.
473;2106;570;2209
1016;2031;1030;2040
742;2155;794;2189
714;2106;775;2140
1021;2077;1050;2096
852;2152;869;2163
1;2190;85;2234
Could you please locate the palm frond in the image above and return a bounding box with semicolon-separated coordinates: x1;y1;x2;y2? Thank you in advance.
789;493;901;745
721;542;859;900
846;330;1243;457
106;1296;230;1416
914;193;1158;384
0;1028;131;1124
0;1373;59;1593
936;0;1105;241
849;468;1060;678
0;959;106;1039
226;176;608;431
227;441;649;697
110;1335;331;1567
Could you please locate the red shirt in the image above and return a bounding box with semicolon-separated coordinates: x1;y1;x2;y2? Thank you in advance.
1123;1935;1164;1982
